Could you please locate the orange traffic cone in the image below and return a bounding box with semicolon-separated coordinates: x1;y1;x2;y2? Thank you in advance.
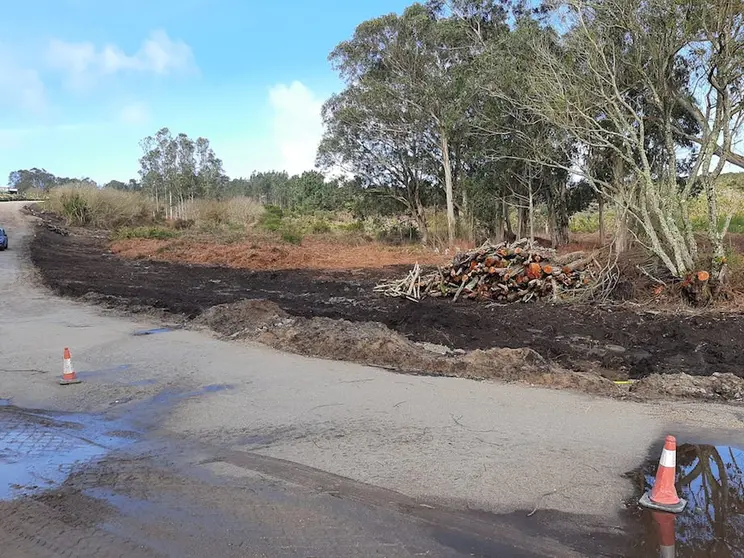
59;347;81;385
639;435;686;513
651;511;676;558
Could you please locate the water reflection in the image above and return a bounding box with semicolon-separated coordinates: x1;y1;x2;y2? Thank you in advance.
632;443;744;557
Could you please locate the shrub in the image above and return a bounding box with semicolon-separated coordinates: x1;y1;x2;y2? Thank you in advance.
113;226;178;240
202;201;229;225
569;211;600;233
173;218;195;230
339;220;365;233
61;191;91;226
259;205;285;232
227;196;264;226
727;214;744;234
280;227;303;244
311;219;332;234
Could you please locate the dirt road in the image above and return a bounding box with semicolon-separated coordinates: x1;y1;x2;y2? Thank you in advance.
1;201;742;556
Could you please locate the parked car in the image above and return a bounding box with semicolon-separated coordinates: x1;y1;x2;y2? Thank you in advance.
0;228;7;250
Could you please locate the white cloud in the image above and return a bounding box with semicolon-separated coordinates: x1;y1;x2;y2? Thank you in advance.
268;81;324;175
119;102;149;125
46;30;195;89
0;47;46;112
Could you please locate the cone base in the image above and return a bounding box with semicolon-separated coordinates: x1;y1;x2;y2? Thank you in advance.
59;377;81;385
639;491;687;514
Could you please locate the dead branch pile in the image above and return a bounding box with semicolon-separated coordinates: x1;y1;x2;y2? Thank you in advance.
375;239;598;303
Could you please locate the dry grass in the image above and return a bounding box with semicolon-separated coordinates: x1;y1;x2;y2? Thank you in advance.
177;197;264;228
45;184;155;228
43;186;265;231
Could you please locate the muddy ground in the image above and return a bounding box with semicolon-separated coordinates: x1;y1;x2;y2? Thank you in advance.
27;221;744;391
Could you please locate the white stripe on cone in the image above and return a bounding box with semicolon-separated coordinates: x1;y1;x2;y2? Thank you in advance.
659;544;675;558
659;447;676;468
63;358;73;376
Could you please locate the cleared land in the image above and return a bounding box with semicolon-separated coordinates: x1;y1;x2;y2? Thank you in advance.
28;216;744;395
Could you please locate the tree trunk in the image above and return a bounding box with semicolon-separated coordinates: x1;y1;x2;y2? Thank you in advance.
517;206;528;239
504;196;514;240
441;132;456;246
528;181;535;244
544;178;570;247
598;195;605;246
494;194;505;243
614;201;629;254
703;177;727;281
411;185;429;246
461;188;473;241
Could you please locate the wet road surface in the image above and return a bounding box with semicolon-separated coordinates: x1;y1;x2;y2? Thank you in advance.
0;404;593;557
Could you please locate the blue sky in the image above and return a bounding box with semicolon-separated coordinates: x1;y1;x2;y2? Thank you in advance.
0;0;409;184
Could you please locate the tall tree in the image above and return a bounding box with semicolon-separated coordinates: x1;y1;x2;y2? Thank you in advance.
138;128;226;217
317;85;435;243
487;0;744;283
326;2;509;245
7;168;72;193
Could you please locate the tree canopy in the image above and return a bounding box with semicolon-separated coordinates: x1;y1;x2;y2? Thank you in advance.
318;0;744;284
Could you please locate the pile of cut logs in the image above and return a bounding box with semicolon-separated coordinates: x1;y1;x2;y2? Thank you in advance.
375;239;596;303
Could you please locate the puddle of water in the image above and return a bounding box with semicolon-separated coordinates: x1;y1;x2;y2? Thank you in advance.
629;443;744;557
0;408;136;500
133;327;172;336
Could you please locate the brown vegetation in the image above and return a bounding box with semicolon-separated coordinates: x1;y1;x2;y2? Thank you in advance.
110;236;446;271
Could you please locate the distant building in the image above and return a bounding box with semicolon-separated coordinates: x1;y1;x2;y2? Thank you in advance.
0;186;18;194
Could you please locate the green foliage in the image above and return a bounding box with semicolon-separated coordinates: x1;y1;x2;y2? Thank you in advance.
339;220;365;233
138;127;227;209
311;219;332;234
691;215;744;234
258;205;285;232
569;211;600;233
8;168;89;194
280;228;303;245
716;173;744;192
228;171;348;214
255;204;303;243
729;215;744;234
113;226;178;240
60;191;91;226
